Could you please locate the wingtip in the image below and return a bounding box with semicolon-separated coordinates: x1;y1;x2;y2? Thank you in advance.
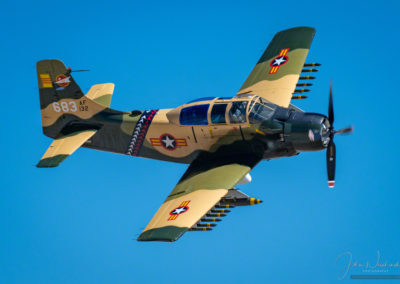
36;160;58;168
278;26;316;34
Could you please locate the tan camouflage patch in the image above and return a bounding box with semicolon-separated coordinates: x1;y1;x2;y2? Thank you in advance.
237;74;299;107
141;189;228;231
37;130;97;167
40;98;107;127
86;83;114;107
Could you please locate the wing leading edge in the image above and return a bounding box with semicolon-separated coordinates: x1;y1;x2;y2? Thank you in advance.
237;26;316;107
137;154;262;242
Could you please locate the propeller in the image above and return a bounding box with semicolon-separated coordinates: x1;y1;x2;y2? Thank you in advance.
326;81;353;188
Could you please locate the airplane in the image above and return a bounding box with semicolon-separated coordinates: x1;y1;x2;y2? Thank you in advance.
36;26;352;242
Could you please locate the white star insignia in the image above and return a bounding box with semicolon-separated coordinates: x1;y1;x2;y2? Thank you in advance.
162;136;175;148
273;57;286;66
173;207;186;214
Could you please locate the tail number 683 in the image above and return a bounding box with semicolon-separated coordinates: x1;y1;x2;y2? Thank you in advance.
52;102;78;113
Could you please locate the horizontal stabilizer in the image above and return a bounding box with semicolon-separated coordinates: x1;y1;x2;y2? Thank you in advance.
85;83;114;108
37;129;98;168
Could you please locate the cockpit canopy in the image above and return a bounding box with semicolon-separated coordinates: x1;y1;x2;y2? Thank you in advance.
167;95;277;126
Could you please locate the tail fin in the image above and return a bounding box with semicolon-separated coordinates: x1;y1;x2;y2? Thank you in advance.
37;59;119;167
37;59;109;138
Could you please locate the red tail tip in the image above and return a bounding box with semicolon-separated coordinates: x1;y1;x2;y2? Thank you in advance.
328;181;335;188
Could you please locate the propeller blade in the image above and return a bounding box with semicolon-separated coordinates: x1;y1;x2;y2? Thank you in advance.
326;140;336;188
328;80;334;125
335;126;354;135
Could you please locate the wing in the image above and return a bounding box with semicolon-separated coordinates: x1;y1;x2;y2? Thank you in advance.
137;154;262;242
237;26;315;107
37;129;98;167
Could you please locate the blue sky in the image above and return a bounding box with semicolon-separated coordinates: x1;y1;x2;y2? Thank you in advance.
1;0;399;283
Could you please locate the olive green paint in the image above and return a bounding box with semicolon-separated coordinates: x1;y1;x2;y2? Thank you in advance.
36;154;69;168
165;162;254;202
137;226;187;242
92;94;112;107
239;27;315;92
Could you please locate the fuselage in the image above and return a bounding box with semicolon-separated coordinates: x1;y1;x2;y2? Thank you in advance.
82;94;330;164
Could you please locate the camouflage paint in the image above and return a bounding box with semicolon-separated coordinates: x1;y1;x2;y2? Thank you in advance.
37;27;325;242
238;27;315;107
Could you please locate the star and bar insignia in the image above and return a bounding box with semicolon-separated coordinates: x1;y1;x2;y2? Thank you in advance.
150;134;187;151
269;48;289;74
168;201;190;221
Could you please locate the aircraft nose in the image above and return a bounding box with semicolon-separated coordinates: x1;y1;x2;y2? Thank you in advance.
320;118;331;147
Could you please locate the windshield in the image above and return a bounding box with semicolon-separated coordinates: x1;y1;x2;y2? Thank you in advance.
249;102;275;123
